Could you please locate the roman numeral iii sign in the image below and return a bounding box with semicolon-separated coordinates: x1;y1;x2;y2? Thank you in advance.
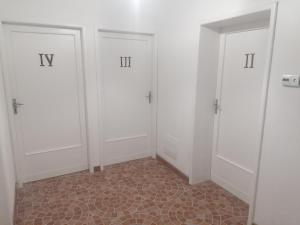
39;53;54;67
120;57;132;68
244;53;255;69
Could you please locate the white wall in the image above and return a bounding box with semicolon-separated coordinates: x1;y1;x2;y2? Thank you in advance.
190;27;220;184
0;148;13;225
254;0;300;224
0;56;16;224
1;0;300;224
0;161;11;225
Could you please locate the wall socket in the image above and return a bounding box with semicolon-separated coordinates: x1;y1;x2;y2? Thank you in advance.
282;74;300;87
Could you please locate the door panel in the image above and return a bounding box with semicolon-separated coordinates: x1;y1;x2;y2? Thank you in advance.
212;28;269;202
4;24;88;182
99;32;153;165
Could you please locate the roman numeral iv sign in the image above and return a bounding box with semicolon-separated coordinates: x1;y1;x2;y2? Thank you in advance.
39;53;54;67
244;53;255;69
120;57;132;68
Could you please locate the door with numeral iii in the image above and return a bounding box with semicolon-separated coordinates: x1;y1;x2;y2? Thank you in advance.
98;31;154;166
3;24;88;183
211;28;269;203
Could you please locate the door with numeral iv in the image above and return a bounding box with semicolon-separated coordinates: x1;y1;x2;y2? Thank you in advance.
3;24;88;183
211;28;269;203
98;31;154;166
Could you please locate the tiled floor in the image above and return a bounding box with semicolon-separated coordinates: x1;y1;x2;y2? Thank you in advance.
15;158;249;225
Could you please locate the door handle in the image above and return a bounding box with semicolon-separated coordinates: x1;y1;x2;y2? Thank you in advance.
213;99;221;114
12;98;24;114
145;91;152;104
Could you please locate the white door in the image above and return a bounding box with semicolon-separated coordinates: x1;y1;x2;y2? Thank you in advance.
211;28;269;203
3;24;88;183
98;31;154;165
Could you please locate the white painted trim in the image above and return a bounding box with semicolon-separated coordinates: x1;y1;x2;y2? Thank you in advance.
103;152;151;167
0;21;24;185
23;164;88;183
151;33;159;159
25;144;82;156
94;25;105;171
101;36;149;42
200;1;277;27
223;25;270;36
105;134;148;143
248;3;278;225
80;27;95;174
0;21;92;184
98;28;155;36
216;154;254;175
95;28;158;168
1;20;85;31
212;32;226;161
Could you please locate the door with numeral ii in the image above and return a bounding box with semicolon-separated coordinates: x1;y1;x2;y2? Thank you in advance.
211;28;269;203
3;24;88;183
98;31;154;166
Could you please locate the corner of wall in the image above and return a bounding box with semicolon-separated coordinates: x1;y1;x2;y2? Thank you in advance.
0;43;17;225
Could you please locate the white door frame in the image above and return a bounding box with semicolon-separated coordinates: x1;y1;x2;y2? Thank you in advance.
0;20;92;185
191;2;278;225
247;4;278;224
95;29;158;170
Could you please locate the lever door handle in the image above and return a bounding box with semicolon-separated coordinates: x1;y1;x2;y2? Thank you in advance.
145;91;152;104
213;99;221;114
12;98;24;114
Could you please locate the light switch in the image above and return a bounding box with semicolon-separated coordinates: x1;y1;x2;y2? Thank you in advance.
282;74;300;87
